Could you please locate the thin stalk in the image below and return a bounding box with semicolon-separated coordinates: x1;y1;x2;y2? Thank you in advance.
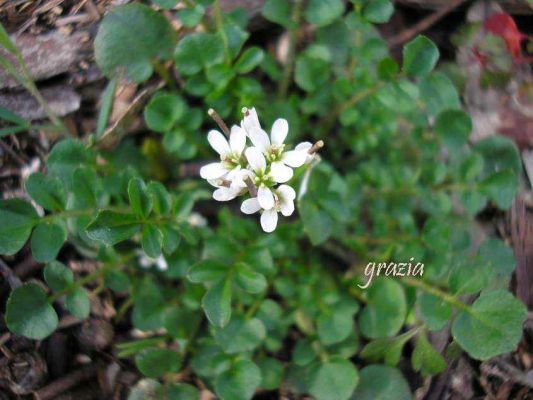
401;276;471;313
152;60;176;91
277;0;304;99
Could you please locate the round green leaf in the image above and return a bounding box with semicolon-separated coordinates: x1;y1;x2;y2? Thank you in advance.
202;278;232;328
44;261;74;292
402;35;439;77
234;262;267;294
234;47;264;74
6;283;58;339
363;0;394;23
94;3;177;82
47;139;93;187
258;357;284;390
353;365;412;400
166;383;199;400
215;359;262;400
261;0;292;27
419;72;460;116
25;172;66;211
135;348;182;378
317;310;353;345
308;358;359;400
214;317;266;354
144;93;186;133
359;279;407;339
417;293;452;331
142;224;163;258
174;32;225;75
177;5;205;27
304;0;344;27
0;199;38;255
31;222;67;262
66;288;90;319
434;109;472;150
452;290;527;360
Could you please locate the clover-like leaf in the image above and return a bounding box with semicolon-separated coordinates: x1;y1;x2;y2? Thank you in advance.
0;199;38;255
403;35;439;77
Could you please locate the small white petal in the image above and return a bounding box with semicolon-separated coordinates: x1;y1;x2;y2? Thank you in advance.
249;128;271;152
245;147;266;172
271;118;288;145
270;161;293;183
260;209;278;233
257;186;274;210
156;255;168;271
280;199;294;217
213;187;239;201
241;198;261;214
230;168;253;189
229;125;247;155
277;184;296;201
207;130;230;156
200;162;228;180
242;107;261;133
282;150;308;168
295;141;312;152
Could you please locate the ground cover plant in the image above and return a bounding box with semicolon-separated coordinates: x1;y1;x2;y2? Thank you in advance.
0;0;532;399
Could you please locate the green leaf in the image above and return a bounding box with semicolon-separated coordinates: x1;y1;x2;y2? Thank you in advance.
478;239;515;277
188;259;228;283
317;309;353;345
5;283;58;339
363;0;394;23
151;0;178;9
0;22;18;54
451;290;527;360
147;181;172;215
294;48;331;92
234;47;264;74
377;57;399;80
419;72;460;116
65;288;90;319
360;329;417;366
234;262;267;294
25;172;66;211
411;333;446;377
353;365;412;400
215;359;262;400
86;210;141;245
135;348;182;378
31;222;67;262
44;261;74;292
47;139;93;187
304;0;344;27
309;357;358;400
174;32;225;75
300;198;332;245
479;169;517;209
448;258;493;295
434;109;472;150
143;93;185;133
96;78;117;138
214;316;266;353
0;199;38;255
166;383;199;400
71;166;99;208
418;293;452;331
142;224;163;258
105;269;131;292
202;278;232;327
128;178;153;218
262;0;292;27
94;3;177;82
474;135;521;176
359;279;407;339
177;4;205;27
402;35;439;77
258;357;284;390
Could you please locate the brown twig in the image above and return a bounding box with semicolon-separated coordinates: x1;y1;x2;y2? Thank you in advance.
207;108;230;137
388;0;469;48
33;365;97;400
243;175;258;197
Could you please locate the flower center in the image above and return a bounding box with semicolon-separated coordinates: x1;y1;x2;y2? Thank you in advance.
265;144;285;162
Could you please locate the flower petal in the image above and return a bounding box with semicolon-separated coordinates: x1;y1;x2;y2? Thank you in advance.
200;162;228;180
277;184;296;201
249;128;270;152
282;150;308;168
230;168;253;189
241;198;261;214
257;186;274;210
242;107;261;133
245;147;266;172
213;187;239;201
271;118;288;145
295;141;312;152
207;130;230;156
229;125;247;155
260;209;278;233
270;161;293;183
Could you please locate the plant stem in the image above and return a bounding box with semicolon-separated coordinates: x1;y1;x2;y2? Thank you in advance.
277;0;304;99
213;0;230;63
152;60;176;91
401;276;471;312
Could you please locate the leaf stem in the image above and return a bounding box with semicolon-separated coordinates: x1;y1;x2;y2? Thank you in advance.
401;276;471;313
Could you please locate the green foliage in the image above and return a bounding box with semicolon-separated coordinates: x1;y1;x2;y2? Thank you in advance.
1;1;527;397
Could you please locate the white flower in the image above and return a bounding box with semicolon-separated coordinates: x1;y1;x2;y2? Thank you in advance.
137;251;168;271
294;141;315;164
199;125;247;180
244;147;277;210
242;111;307;183
241;184;296;233
207;168;249;202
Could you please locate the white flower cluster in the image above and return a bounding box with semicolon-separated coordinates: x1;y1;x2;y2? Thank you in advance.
200;107;319;232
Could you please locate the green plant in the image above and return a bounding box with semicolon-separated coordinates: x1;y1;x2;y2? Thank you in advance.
1;1;527;399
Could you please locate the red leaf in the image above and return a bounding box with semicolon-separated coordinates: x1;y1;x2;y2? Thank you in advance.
484;12;527;59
